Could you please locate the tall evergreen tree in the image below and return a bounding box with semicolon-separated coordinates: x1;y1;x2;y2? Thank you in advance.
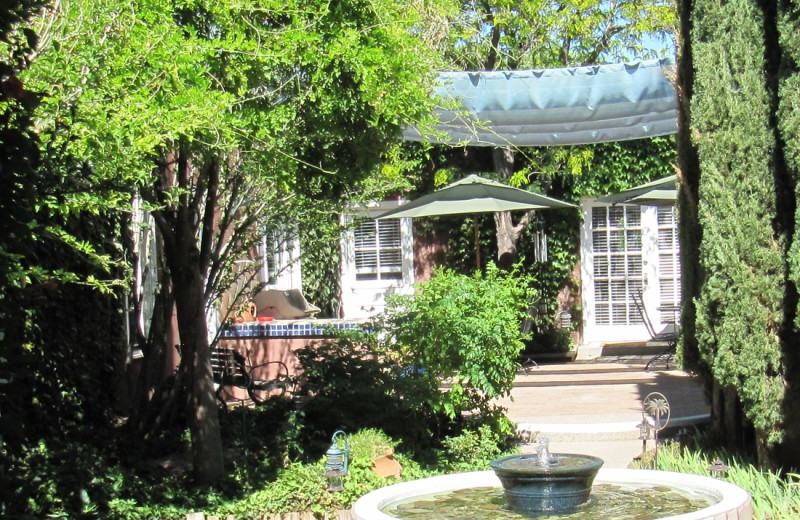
679;0;800;467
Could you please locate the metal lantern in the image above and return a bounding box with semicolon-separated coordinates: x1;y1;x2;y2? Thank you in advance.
707;459;730;479
637;420;651;440
324;430;350;492
636;420;651;454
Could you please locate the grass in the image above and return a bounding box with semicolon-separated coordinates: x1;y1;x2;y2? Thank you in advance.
633;440;800;520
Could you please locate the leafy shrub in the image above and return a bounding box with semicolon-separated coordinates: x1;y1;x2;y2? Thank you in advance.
440;423;516;471
292;328;445;457
208;428;432;517
386;263;536;423
521;326;573;355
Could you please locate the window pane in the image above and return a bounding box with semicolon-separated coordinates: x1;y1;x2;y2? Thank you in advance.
609;230;625;252
609;206;625;227
610;280;628;302
658;228;675;249
626;207;641;227
610;255;626;277
657;205;676;225
594;280;609;302
593;256;608;277
592;207;607;229
378;220;401;247
354;221;377;248
626;230;642;251
380;249;402;269
611;303;628;324
592;231;608;252
627;255;643;278
355;251;377;270
596;304;610;325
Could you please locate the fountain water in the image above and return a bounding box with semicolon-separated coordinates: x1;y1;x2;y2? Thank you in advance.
351;440;753;520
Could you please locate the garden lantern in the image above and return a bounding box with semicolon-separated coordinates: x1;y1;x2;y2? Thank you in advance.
324;430;349;492
707;459;730;479
636;420;651;453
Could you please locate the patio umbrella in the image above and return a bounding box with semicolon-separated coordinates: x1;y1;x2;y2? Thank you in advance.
596;175;677;206
376;174;576;269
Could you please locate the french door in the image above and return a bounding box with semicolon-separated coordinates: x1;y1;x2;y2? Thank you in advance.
581;201;680;343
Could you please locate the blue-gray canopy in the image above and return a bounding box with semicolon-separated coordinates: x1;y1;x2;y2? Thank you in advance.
403;59;678;147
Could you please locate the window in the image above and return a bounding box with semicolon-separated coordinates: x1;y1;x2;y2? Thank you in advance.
591;205;644;326
259;231;281;285
257;228;301;289
353;218;403;281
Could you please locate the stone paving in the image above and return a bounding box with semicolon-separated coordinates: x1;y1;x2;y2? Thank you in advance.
496;351;710;468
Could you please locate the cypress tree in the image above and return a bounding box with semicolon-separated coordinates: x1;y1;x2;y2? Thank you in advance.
681;0;800;467
778;0;800;465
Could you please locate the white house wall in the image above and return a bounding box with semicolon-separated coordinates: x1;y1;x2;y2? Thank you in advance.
339;201;415;319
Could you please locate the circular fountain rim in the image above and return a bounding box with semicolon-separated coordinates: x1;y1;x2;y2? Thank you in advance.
351;468;753;520
490;452;604;473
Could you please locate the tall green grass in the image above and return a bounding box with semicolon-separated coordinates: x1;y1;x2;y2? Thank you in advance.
633;441;800;519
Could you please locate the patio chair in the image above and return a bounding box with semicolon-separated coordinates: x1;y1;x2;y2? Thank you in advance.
631;289;680;371
210;347;293;407
246;360;292;404
210;347;251;406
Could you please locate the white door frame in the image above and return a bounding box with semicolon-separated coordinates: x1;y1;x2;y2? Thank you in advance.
580;198;663;344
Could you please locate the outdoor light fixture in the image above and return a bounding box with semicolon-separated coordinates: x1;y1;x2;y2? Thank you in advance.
637;420;651;440
707;459;730;479
323;430;350;492
636;420;651;453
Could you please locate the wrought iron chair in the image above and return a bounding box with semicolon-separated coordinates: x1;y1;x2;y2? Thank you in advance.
631;289;679;371
210;347;292;406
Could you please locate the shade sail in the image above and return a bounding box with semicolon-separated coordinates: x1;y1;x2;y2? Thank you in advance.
403;59;678;147
376;174;575;220
596;175;678;205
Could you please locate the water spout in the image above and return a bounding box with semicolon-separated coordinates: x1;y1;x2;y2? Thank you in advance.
534;438;559;467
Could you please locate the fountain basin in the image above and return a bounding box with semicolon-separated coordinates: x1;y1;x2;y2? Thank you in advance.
490;453;604;515
351;468;753;520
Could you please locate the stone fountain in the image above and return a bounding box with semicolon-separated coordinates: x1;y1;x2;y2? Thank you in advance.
489;439;603;515
351;439;753;520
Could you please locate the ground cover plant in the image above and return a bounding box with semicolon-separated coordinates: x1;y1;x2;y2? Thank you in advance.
94;405;515;519
8;265;530;518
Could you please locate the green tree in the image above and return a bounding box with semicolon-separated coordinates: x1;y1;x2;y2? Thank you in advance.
1;2;130;515
25;0;445;483
678;0;800;468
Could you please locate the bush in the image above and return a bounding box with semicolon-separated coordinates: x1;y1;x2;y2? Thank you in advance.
292;328;446;457
386;263;536;423
521;327;572;355
440;423;517;472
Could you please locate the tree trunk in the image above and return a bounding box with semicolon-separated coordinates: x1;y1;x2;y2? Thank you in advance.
173;265;225;485
492;147;518;269
145;146;226;485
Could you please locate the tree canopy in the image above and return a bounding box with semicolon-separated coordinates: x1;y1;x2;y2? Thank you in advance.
21;0;450;484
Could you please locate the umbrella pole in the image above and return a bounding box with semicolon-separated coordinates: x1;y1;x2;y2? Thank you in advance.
474;215;481;270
